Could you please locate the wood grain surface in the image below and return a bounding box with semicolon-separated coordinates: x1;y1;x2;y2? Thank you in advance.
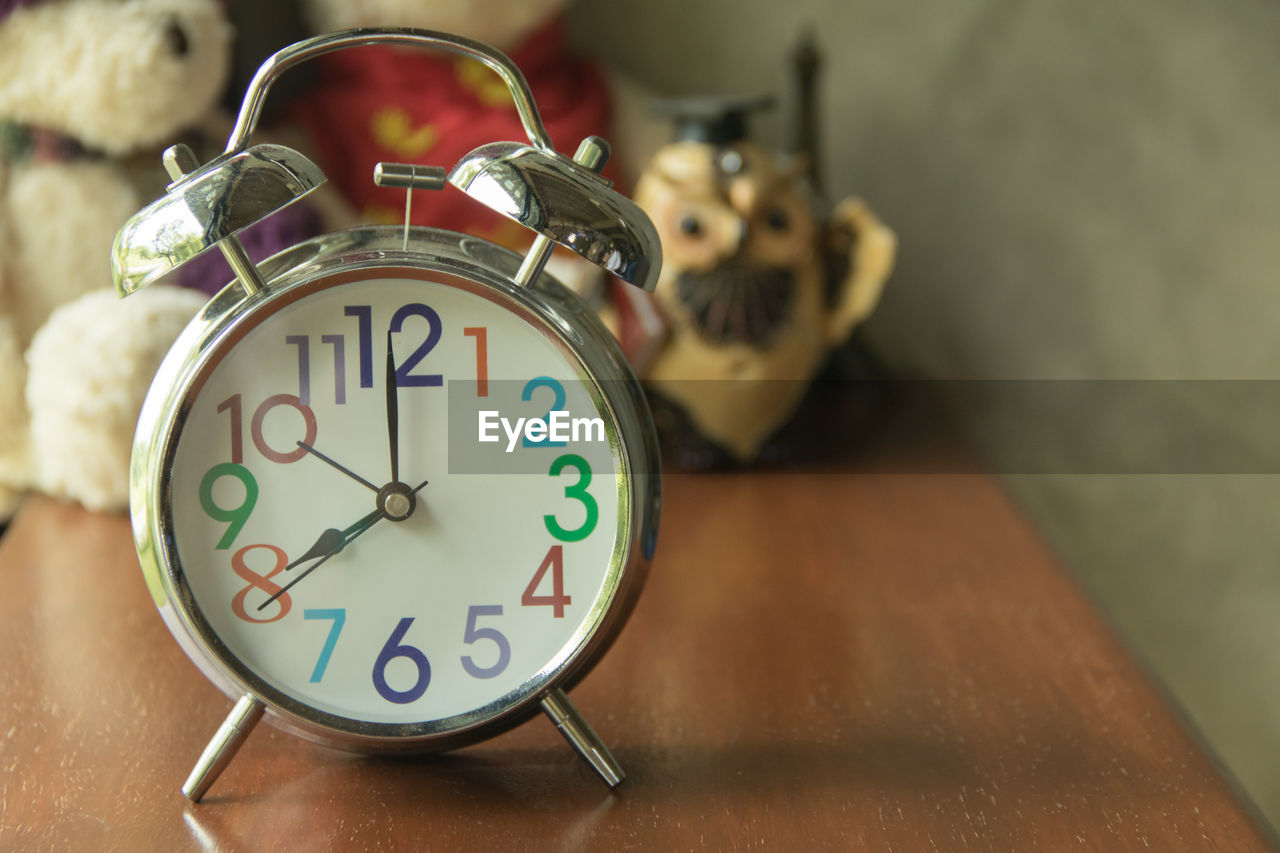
0;471;1273;850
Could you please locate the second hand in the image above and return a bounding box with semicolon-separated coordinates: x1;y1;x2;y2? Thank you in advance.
297;441;378;492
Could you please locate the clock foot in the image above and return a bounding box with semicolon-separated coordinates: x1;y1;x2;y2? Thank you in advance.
182;694;264;802
540;687;625;788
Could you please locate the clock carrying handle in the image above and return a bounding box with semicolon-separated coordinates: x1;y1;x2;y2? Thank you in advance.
210;27;660;292
114;26;658;297
225;28;555;156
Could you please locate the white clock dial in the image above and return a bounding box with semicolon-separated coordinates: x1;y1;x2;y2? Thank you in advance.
165;268;629;730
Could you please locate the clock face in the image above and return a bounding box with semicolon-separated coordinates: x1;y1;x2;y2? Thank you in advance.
161;267;631;734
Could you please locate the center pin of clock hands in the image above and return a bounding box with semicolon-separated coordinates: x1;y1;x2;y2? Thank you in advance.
257;477;429;611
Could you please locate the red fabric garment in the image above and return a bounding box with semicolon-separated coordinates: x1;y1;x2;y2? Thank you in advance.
289;19;614;250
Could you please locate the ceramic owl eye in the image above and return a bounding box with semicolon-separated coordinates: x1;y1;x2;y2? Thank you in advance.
631;95;896;466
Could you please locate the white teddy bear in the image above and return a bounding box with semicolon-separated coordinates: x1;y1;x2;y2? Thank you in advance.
0;0;233;517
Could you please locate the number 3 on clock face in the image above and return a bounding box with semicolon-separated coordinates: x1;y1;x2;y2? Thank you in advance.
160;267;634;733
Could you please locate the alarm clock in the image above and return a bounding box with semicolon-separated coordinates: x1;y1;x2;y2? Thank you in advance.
111;29;661;801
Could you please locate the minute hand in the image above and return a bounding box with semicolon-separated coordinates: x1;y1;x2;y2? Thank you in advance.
385;330;400;483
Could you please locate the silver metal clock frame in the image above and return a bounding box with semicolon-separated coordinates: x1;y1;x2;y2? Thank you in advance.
133;229;660;799
113;28;663;801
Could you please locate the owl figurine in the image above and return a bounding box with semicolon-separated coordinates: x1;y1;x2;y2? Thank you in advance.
627;95;896;465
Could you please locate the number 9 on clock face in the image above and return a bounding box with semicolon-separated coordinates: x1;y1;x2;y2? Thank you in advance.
148;262;645;740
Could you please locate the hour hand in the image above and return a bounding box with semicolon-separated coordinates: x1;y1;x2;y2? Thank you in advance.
285;508;384;573
259;508;385;611
285;527;346;571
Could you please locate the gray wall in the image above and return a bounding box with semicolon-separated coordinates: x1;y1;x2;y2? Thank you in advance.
570;0;1280;826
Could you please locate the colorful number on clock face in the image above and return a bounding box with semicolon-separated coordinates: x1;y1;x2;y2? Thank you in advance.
168;271;626;727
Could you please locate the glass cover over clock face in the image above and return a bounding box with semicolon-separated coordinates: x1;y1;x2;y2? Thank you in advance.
163;268;629;732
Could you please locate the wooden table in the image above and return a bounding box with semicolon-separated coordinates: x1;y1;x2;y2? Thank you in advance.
1;463;1274;848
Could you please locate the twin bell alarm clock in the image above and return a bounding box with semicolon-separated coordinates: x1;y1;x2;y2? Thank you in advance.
111;29;661;801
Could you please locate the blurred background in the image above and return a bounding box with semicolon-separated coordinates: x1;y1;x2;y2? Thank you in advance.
561;0;1280;827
